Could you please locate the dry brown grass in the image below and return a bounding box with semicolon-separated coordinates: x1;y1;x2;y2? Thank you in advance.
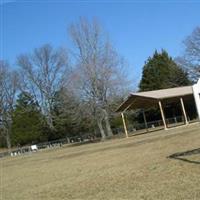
1;123;200;200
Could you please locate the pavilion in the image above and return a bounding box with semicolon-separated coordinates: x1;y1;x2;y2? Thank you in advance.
116;79;200;137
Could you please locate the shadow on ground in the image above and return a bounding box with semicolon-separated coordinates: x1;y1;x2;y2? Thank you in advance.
168;148;200;164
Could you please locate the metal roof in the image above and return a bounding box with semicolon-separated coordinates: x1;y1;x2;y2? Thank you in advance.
116;86;193;112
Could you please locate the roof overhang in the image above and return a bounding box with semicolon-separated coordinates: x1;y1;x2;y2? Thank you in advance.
116;86;193;112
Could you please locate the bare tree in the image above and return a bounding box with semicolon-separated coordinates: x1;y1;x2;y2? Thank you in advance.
69;18;128;139
17;44;70;130
0;61;19;150
176;27;200;81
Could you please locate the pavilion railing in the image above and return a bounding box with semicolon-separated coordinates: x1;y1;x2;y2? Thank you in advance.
125;115;198;134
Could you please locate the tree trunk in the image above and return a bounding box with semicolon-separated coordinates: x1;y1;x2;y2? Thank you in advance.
45;107;55;131
47;114;54;130
5;128;11;152
97;119;106;140
103;109;113;137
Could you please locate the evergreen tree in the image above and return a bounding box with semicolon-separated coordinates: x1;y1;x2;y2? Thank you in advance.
11;92;46;146
139;50;191;91
51;90;74;139
52;89;93;139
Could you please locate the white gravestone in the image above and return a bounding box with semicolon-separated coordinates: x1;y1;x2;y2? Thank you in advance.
31;145;38;151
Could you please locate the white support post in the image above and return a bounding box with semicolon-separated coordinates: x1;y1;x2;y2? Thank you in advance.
192;79;200;121
121;112;129;138
180;97;188;125
158;100;167;130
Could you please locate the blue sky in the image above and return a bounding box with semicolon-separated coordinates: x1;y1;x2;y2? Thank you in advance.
0;0;200;85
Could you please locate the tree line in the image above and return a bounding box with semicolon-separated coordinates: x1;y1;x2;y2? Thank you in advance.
0;18;199;149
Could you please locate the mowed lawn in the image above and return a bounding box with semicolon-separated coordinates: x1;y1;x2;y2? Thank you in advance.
1;123;200;200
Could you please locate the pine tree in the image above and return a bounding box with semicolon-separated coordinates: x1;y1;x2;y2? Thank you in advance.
139;50;191;91
11;92;45;146
52;89;92;139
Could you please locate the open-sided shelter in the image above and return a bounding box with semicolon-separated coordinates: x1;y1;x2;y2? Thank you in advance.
116;79;200;137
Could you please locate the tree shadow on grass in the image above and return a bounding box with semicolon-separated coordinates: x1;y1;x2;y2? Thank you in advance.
168;148;200;165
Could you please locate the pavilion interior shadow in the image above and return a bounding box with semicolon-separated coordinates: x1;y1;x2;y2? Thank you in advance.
168;148;200;165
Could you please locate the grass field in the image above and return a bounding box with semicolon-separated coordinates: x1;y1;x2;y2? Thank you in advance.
1;123;200;200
